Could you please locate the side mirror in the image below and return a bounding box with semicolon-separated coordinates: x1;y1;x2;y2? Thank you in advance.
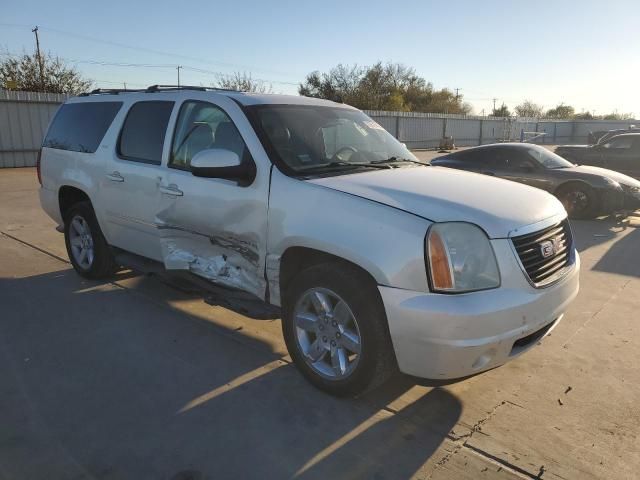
190;149;256;186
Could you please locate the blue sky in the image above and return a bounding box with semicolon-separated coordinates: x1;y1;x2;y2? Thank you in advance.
2;0;638;116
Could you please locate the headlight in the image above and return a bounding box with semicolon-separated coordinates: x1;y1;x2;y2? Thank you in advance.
426;223;500;293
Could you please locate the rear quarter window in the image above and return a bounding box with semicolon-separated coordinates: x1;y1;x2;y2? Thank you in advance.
43;102;123;153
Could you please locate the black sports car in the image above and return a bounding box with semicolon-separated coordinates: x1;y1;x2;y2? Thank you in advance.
431;143;640;219
555;133;640;179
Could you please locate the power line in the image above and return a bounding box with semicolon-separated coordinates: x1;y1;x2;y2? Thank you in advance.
10;24;301;81
0;51;300;87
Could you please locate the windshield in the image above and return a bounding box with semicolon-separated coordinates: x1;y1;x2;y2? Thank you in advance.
249;105;420;174
527;145;574;169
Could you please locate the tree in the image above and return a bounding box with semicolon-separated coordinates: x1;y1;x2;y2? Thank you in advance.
491;103;511;117
545;103;575;119
0;52;92;94
515;100;543;118
299;62;471;114
216;72;272;93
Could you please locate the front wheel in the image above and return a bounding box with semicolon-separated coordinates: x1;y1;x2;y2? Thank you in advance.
557;184;597;219
282;263;396;397
64;201;117;279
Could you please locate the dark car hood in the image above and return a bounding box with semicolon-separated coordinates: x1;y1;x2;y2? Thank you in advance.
569;165;640;187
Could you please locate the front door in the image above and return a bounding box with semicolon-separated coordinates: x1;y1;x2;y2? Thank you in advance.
156;97;270;298
100;100;175;261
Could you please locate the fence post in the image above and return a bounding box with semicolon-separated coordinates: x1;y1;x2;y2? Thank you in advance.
553;123;557;143
395;115;400;140
479;119;483;145
442;117;447;138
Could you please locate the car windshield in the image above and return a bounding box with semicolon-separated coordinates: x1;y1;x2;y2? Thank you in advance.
249;104;422;174
527;146;574;169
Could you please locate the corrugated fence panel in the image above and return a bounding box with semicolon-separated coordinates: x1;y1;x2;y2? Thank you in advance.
447;118;480;146
0;90;67;168
400;117;443;148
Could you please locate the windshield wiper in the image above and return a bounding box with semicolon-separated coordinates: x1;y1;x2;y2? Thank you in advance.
370;157;428;166
299;161;391;173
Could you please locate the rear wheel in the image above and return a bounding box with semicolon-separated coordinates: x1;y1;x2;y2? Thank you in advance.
282;262;396;397
64;201;117;279
557;184;597;219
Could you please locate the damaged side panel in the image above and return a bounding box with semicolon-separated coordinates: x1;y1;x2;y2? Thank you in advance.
158;224;264;294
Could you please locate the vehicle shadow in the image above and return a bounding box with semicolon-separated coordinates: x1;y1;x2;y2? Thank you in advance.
0;267;461;480
591;224;640;278
569;212;637;253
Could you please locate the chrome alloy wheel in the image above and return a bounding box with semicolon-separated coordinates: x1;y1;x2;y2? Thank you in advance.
294;287;362;380
68;215;94;269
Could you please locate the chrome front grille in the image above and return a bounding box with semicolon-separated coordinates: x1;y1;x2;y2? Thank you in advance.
511;220;573;286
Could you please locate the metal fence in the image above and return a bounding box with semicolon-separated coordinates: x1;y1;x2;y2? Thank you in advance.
0;90;68;168
0;90;637;168
364;110;638;149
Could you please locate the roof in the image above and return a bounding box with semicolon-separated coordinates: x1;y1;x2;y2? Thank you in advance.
70;85;353;109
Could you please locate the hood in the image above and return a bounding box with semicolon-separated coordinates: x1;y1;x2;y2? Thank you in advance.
307;166;565;238
570;165;640;187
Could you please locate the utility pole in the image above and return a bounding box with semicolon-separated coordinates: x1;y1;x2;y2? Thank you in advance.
176;65;182;86
492;98;497;112
123;82;127;90
455;88;460;101
32;26;45;90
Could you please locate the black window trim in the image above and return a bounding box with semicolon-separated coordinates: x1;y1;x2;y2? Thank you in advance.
116;100;175;165
168;98;256;173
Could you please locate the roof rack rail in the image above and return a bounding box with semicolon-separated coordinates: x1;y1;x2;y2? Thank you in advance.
78;85;245;97
146;84;243;93
79;88;146;97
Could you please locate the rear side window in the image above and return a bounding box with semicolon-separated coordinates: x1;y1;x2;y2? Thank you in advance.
118;101;174;164
43;102;122;153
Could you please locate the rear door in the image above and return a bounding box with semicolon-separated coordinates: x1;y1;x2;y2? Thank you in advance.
156;96;270;298
100;100;175;261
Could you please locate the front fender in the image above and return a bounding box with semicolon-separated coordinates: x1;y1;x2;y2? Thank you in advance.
266;169;431;306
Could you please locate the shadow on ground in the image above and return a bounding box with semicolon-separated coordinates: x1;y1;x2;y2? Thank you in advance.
0;267;462;480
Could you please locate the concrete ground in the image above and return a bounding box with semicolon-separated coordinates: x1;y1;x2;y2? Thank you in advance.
1;167;639;480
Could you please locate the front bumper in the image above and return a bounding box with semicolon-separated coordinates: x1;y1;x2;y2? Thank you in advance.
380;240;580;380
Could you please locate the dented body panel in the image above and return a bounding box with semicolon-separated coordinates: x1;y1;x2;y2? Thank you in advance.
265;168;432;306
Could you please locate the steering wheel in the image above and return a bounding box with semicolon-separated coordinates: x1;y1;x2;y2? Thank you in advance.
333;146;358;162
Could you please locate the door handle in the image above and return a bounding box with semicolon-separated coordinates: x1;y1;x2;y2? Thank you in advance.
159;183;183;196
106;171;124;182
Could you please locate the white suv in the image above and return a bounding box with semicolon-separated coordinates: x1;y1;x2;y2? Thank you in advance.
38;85;580;396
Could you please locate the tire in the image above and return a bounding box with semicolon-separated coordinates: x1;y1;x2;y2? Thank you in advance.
282;262;397;397
556;183;598;219
63;201;118;279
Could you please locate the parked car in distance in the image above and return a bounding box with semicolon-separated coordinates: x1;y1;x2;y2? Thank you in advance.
555;133;640;180
589;126;640;146
39;86;579;396
432;143;640;219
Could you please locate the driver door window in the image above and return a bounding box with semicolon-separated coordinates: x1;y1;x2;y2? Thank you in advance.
170;101;248;170
605;137;634;150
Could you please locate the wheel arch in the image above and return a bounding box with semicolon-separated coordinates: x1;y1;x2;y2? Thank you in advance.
553;179;594;197
278;246;380;305
58;185;92;220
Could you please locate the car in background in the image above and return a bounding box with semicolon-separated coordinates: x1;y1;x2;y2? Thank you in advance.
431;143;640;219
589;126;640;145
555;133;640;179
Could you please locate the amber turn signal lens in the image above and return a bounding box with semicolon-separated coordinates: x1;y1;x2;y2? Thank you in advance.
428;229;454;290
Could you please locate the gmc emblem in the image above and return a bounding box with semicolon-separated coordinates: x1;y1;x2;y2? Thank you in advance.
540;236;563;258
